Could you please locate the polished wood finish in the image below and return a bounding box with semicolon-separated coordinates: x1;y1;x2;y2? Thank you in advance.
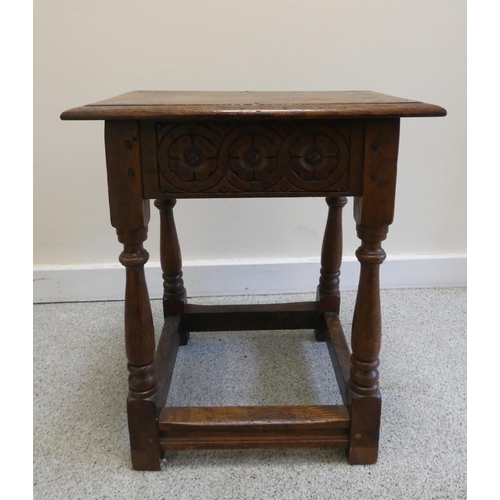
62;91;446;470
154;316;181;411
315;196;347;341
186;302;320;332
347;118;400;465
154;198;189;345
324;313;351;405
105;121;160;471
158;405;350;450
141;121;363;198
61;90;446;120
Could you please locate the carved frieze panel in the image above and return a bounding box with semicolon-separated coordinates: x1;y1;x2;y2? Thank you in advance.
141;121;364;197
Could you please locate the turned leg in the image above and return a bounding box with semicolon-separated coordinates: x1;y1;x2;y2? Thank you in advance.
154;198;189;345
347;224;387;464
105;120;161;470
315;196;347;341
347;118;400;464
118;227;161;470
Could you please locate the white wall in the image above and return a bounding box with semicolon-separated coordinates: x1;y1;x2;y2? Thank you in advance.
34;1;466;291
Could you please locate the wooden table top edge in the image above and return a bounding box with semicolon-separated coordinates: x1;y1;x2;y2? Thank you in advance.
60;90;447;120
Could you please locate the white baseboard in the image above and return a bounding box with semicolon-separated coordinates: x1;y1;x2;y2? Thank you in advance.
33;254;466;303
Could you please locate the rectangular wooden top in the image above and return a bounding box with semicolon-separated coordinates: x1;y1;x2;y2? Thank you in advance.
60;90;446;120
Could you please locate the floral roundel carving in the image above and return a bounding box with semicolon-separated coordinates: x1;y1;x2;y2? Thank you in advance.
156;122;350;194
157;125;224;192
281;125;349;191
220;126;285;191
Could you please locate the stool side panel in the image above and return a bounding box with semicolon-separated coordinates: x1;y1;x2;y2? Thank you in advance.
141;120;364;199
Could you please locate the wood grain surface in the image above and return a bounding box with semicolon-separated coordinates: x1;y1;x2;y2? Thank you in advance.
158;405;350;450
61;90;446;120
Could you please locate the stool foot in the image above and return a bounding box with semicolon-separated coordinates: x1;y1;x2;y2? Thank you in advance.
346;394;381;465
127;397;162;471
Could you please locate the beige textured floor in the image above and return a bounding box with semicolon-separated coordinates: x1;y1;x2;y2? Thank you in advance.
34;288;466;500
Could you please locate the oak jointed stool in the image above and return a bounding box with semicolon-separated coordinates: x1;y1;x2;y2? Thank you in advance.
61;91;446;470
